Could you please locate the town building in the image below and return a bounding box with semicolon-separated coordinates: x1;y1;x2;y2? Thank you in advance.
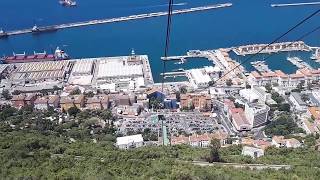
11;94;26;109
34;95;60;110
230;108;251;131
163;95;177;109
11;94;37;109
116;134;144;149
248;68;320;88
180;93;211;111
307;107;320;121
242;146;264;158
60;95;85;111
171;131;228;147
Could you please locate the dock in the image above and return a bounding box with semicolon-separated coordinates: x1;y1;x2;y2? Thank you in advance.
1;3;232;38
287;57;313;69
271;2;320;7
233;41;311;56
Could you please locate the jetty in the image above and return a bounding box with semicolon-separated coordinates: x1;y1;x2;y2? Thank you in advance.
271;2;320;7
233;41;311;56
1;3;232;38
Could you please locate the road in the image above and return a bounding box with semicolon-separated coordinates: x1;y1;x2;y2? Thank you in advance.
192;161;291;170
214;100;237;136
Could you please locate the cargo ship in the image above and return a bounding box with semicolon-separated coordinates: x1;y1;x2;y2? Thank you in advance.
31;25;58;34
1;47;69;64
0;29;8;38
59;0;77;7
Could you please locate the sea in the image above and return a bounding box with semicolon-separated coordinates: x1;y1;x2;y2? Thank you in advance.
1;0;320;82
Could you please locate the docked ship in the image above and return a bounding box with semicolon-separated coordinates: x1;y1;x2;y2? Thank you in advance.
31;25;58;34
59;0;77;7
0;29;8;38
1;47;69;64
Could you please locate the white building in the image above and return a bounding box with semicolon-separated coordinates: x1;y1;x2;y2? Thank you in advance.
289;92;307;112
94;56;147;91
116;134;144;149
187;68;212;89
251;86;272;103
239;89;259;103
244;103;270;127
242;146;264;158
68;59;94;86
272;136;301;148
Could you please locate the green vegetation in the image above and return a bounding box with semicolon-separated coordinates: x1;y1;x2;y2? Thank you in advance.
271;92;284;104
264;114;304;136
1;89;11;100
226;79;233;86
265;83;272;93
1;105;320;179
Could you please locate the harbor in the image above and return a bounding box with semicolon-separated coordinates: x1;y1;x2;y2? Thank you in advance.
232;41;311;56
0;3;232;38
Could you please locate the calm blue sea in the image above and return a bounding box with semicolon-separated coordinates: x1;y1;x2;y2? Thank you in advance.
1;0;320;82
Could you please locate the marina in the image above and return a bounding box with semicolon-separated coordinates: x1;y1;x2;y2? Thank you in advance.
250;61;271;73
0;3;232;38
287;56;313;69
233;41;311;56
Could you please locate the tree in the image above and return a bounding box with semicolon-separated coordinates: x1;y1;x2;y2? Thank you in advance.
208;138;221;163
301;94;309;102
297;81;305;91
226;79;233;86
68;106;80;117
1;89;11;100
264;114;304;136
265;83;272;93
271;92;284;104
12;90;21;95
70;88;81;95
84;91;95;98
278;103;290;112
179;86;187;94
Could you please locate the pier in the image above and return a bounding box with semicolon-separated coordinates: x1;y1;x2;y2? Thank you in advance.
160;71;186;78
161;55;191;61
287;57;313;69
271;2;320;7
1;3;232;38
233;41;311;56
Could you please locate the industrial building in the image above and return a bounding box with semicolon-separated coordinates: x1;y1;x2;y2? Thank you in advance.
10;61;71;83
68;59;94;86
94;55;152;91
